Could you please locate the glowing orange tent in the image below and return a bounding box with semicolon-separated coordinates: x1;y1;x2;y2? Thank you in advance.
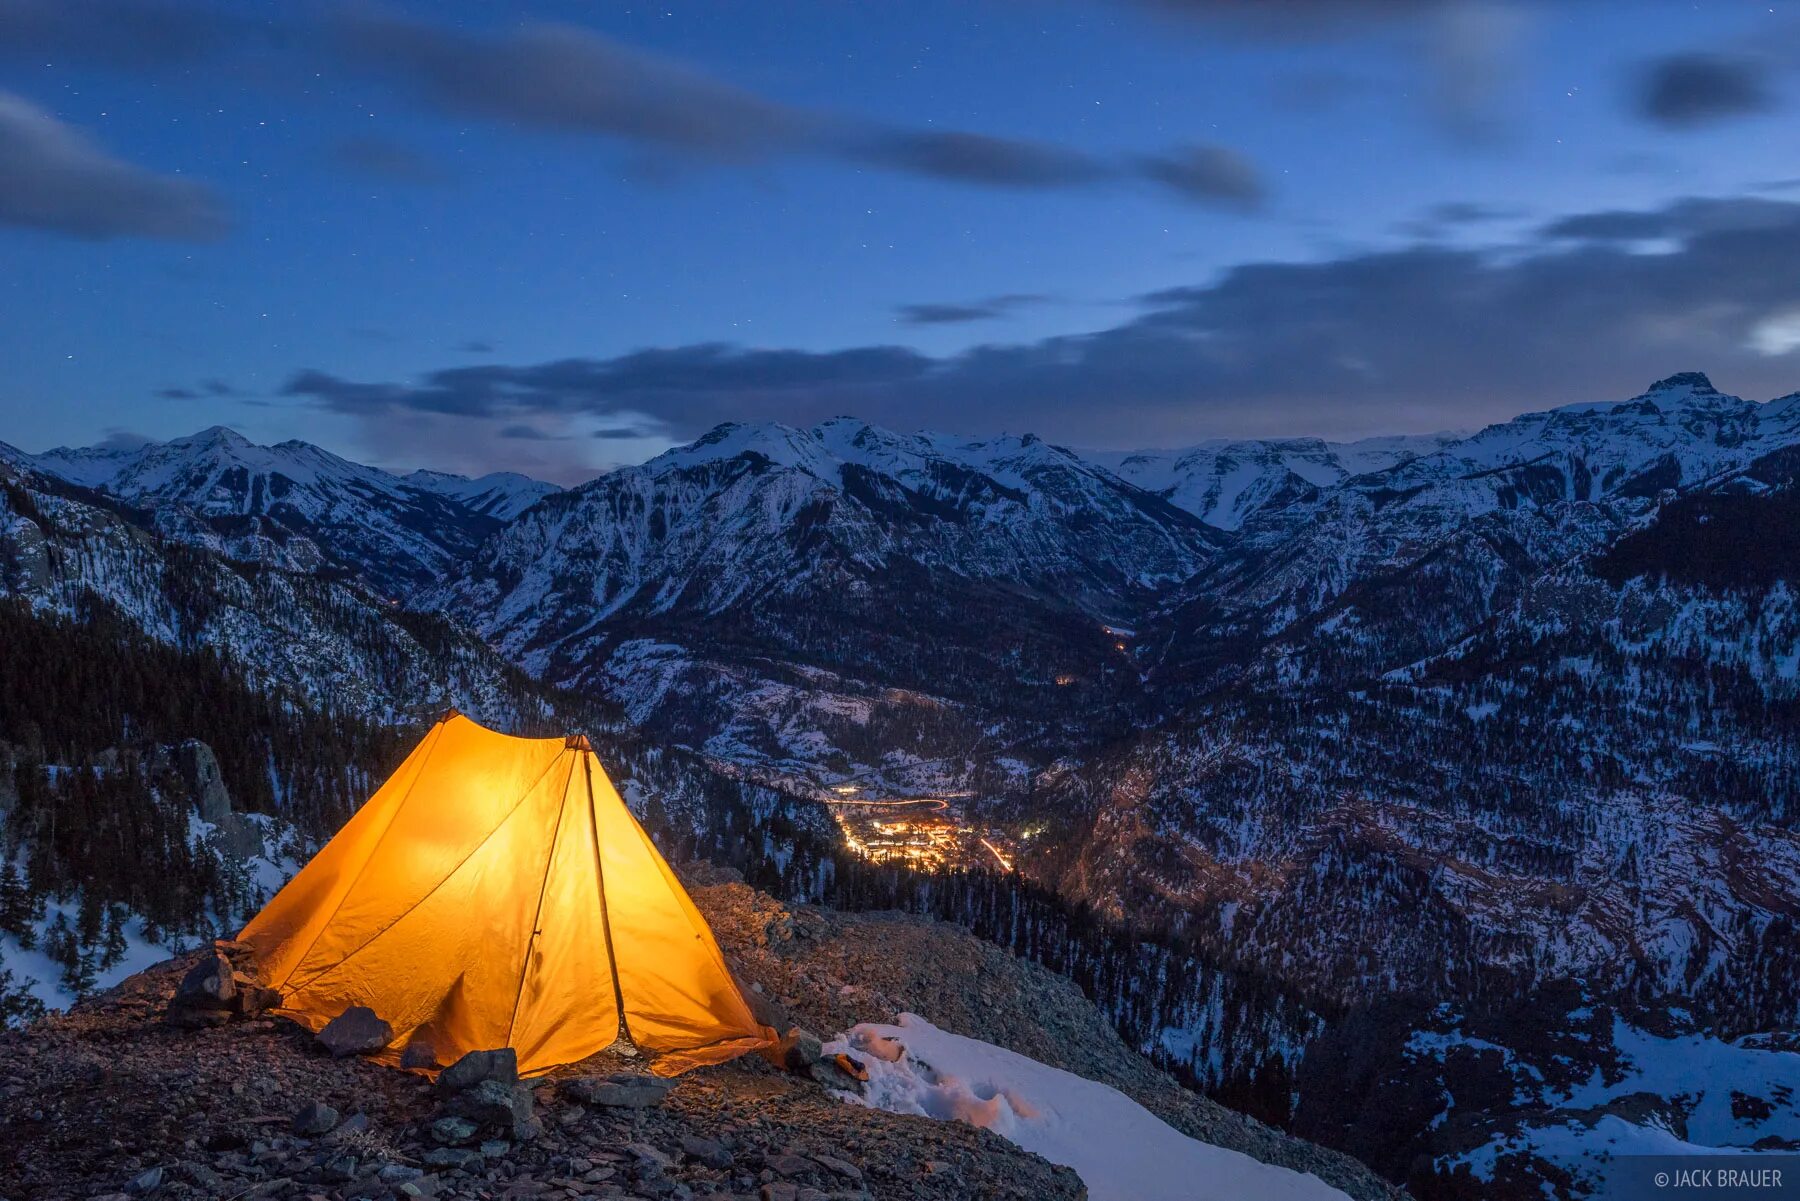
235;713;775;1076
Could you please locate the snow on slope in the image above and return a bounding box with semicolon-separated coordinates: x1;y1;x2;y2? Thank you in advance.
22;427;560;598
1423;1016;1800;1194
402;468;559;520
826;1013;1348;1201
1089;433;1460;529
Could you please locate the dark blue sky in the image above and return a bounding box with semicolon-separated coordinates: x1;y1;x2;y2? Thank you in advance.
3;0;1799;481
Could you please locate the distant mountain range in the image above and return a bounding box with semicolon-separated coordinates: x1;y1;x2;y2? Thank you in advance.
3;371;1798;1199
11;426;556;598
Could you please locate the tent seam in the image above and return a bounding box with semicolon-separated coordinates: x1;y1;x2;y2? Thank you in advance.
502;750;580;1049
585;751;634;1048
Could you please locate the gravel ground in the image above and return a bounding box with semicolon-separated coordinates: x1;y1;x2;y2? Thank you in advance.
0;865;1407;1201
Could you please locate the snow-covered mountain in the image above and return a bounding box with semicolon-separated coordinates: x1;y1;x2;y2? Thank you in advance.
1087;432;1461;530
13;427;559;599
0;454;554;730
431;416;1220;779
400;467;559;521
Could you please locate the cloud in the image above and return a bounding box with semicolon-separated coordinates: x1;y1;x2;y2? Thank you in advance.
1119;0;1539;145
0;0;228;68
1393;199;1526;238
0;90;226;240
847;130;1108;188
328;13;1262;208
98;429;157;452
331;135;449;185
458;339;497;354
276;195;1800;452
332;14;816;159
1138;145;1265;208
896;294;1051;326
1636;53;1774;127
1122;0;1464;39
498;423;560;441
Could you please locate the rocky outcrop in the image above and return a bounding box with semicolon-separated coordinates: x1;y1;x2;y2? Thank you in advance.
685;864;1405;1201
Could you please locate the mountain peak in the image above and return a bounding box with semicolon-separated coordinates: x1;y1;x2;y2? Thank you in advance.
171;425;253;449
1645;371;1717;395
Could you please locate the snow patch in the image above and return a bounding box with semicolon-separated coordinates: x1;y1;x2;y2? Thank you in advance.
824;1013;1348;1201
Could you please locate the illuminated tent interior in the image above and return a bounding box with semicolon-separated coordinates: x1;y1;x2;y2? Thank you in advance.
235;713;775;1077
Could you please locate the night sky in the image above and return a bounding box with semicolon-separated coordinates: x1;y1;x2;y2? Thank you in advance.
3;0;1798;482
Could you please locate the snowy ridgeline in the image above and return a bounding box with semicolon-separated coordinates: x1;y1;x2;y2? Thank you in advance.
824;1013;1349;1201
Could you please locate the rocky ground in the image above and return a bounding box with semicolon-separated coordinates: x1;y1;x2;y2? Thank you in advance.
685;865;1404;1201
0;866;1403;1201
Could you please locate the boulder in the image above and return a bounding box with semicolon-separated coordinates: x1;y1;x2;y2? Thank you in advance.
560;1073;674;1109
173;952;235;1009
435;1047;517;1096
316;1006;392;1058
167;952;240;1027
444;1078;538;1141
291;1101;339;1137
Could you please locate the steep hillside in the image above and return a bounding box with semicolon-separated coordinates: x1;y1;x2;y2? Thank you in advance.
431;417;1220;785
0;458;553;729
15;428;558;599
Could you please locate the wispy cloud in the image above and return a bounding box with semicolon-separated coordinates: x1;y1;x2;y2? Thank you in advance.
896;294;1053;326
327;12;1265;209
0;90;226;240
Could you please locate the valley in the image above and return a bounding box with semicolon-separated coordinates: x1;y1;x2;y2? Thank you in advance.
2;370;1798;1200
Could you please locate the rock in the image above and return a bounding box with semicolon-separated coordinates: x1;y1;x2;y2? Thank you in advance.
292;1101;339;1137
429;1116;479;1146
422;1146;481;1169
316;1005;392;1057
400;1036;439;1071
810;1154;862;1182
804;1057;866;1092
378;1164;424;1184
626;1142;675;1169
446;1078;519;1125
330;1112;370;1138
435;1047;517;1096
680;1134;733;1170
445;1078;537;1141
319;1154;358;1183
125;1165;164;1194
171;952;235;1011
759;1184;798;1201
231;973;283;1016
561;1073;675;1109
764;1153;813;1178
768;1028;823;1073
172;740;232;824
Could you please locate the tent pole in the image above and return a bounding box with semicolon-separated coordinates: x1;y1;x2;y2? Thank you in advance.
584;749;634;1049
